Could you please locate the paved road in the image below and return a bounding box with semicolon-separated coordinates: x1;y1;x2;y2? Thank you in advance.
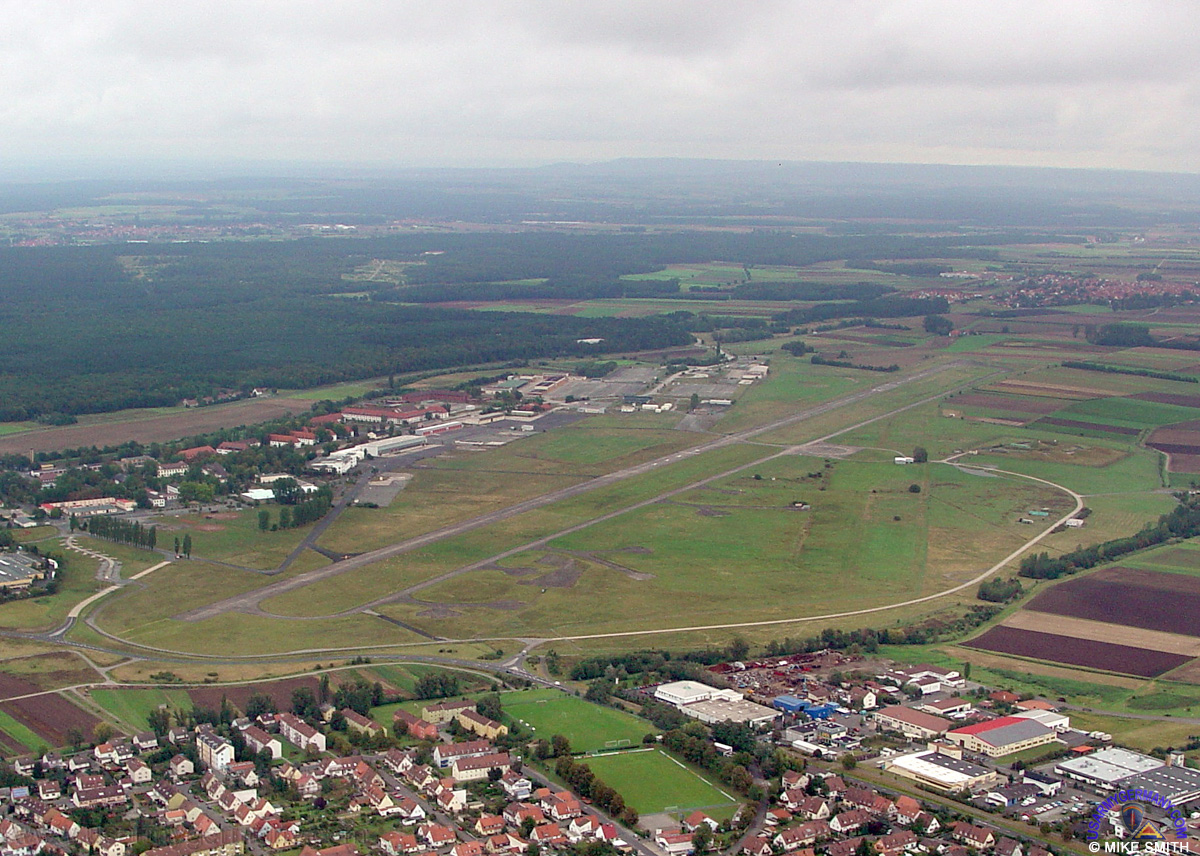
176;362;972;622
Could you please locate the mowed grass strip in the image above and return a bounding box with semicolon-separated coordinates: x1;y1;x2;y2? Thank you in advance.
89;688;194;731
501;689;652;752
583;749;736;815
0;709;41;752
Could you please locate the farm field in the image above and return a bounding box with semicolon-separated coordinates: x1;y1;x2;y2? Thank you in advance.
0;708;41;755
1023;567;1200;638
501;688;653;752
0;396;315;457
89;688;194;731
581;748;738;818
961;625;1190;678
0;691;103;748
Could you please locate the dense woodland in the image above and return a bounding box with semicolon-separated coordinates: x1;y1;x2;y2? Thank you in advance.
0;229;1031;419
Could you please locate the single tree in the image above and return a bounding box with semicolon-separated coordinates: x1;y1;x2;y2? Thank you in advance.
258;509;270;532
182;533;192;558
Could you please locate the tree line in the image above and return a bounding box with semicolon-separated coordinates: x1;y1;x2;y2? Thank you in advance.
81;516;158;550
1019;497;1200;579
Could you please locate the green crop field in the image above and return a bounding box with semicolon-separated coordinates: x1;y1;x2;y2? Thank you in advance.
90;688;194;731
0;709;42;754
501;689;652;752
583;749;737;816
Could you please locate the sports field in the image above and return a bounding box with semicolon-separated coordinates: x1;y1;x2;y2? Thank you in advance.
501;689;652;752
583;748;737;816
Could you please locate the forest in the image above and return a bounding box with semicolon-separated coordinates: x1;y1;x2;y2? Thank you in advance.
0;228;1018;419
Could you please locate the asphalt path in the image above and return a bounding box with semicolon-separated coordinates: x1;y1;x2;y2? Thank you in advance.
176;362;971;622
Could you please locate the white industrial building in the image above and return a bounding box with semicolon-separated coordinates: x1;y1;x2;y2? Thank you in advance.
653;680;777;726
365;435;428;457
654;680;741;706
309;447;366;474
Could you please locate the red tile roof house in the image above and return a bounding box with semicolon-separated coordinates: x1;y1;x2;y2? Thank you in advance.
830;810;873;835
341;709;384;737
875;830;917;856
764;808;791;826
773;822;829;851
654;831;694;855
474;817;506;838
394;710;439;741
682;812;718;833
530;824;567;847
742;835;773;856
952;823;995;850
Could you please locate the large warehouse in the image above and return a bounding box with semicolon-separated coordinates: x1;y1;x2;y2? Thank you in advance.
1056;748;1200;805
946;716;1059;758
882;749;1001;793
653;681;778;726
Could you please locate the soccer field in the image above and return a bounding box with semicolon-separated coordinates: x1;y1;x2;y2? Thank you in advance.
502;688;652;753
583;748;737;816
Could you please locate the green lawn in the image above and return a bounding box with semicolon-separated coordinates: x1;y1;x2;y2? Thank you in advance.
583;749;737;815
89;688;194;731
501;688;653;752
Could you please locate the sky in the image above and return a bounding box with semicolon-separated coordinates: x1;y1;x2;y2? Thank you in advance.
2;1;1198;175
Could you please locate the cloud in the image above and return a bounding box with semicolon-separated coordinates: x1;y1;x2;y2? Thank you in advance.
0;0;1197;172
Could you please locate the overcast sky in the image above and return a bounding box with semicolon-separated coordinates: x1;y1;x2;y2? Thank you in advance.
2;1;1197;175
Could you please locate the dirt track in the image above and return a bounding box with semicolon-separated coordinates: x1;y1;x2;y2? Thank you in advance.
0;398;315;456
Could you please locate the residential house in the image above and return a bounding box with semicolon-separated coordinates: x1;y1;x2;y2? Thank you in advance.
421;700;476;723
682;812;718;833
341;709;384;738
952;823;995;850
500;770;532;800
126;758;152;784
451;752;511;783
655;831;693;855
774;821;829;851
743;835;773;856
456;710;508;740
394;710;439;741
379;833;422;856
474;817;506;838
133;732;160;752
141;829;245;856
196;732;235;772
170;755;194;778
433;740;493;768
531;824;567;848
830;810;872;835
242;726;282;760
544;793;582;821
277;714;326;753
875;831;917;856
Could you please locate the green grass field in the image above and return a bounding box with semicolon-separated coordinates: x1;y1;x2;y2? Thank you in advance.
583;749;737;816
0;709;42;754
89;688;194;731
151;509;316;570
501;689;653;752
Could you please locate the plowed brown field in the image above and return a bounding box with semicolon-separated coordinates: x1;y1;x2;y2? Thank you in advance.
1024;567;1200;638
962;626;1190;677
